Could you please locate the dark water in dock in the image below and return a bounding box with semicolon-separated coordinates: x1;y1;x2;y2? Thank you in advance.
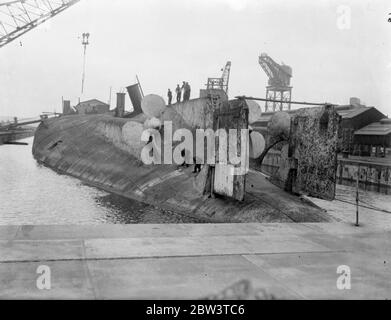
0;137;201;225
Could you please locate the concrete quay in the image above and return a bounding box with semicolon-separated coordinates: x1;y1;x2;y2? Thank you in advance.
0;222;390;299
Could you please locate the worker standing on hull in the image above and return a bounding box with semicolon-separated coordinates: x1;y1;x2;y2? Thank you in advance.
181;81;186;101
167;89;172;105
185;82;191;101
175;84;181;103
182;81;191;101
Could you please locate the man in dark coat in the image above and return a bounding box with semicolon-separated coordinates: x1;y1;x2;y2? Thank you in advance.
175;84;181;103
185;82;191;101
167;89;172;105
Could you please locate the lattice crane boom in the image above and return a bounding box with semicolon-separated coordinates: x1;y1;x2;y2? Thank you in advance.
221;61;231;92
258;53;293;111
258;53;292;88
206;61;231;94
0;0;80;48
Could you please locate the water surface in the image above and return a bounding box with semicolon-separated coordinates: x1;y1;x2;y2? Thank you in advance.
0;137;200;224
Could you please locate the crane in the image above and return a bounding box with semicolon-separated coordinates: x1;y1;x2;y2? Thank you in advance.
206;61;231;94
0;0;80;49
258;53;292;111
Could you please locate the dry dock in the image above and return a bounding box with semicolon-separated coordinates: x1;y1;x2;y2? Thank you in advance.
1;221;390;299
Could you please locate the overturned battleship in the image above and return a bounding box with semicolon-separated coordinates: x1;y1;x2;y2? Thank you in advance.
32;87;340;223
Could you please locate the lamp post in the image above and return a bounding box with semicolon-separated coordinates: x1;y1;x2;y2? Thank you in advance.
355;166;360;227
81;32;90;95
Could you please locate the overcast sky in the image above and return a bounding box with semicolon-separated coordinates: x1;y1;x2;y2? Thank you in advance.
0;0;390;118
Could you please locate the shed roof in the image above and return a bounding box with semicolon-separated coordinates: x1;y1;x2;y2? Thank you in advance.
336;106;371;119
354;120;391;136
75;99;109;107
253;105;385;127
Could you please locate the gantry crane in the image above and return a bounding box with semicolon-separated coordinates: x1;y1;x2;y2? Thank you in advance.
206;61;231;94
0;0;80;48
258;53;292;111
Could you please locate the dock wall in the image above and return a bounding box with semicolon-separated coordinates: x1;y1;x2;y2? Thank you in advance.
337;159;391;194
0;129;35;145
258;151;391;194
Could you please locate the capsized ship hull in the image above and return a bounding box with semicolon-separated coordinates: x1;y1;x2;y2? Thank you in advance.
32;100;331;223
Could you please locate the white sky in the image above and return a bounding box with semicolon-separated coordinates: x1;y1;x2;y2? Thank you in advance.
0;0;390;118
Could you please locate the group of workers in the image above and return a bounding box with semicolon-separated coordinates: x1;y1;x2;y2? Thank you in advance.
167;81;191;105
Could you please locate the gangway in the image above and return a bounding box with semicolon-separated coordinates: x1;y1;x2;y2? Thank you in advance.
0;112;59;130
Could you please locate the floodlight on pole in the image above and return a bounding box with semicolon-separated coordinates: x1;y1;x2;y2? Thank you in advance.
81;32;90;95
